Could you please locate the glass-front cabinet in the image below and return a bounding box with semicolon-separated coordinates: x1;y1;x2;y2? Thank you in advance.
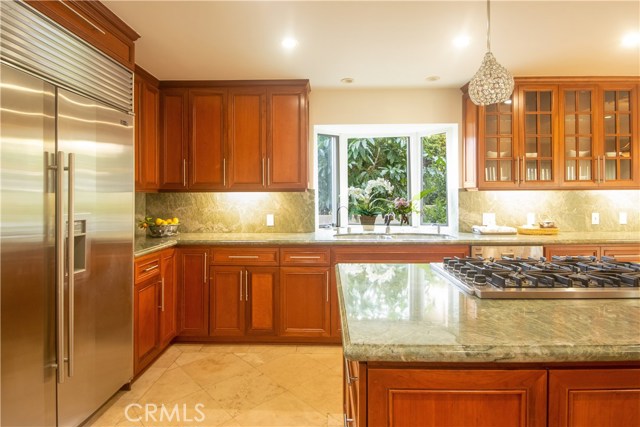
470;78;639;190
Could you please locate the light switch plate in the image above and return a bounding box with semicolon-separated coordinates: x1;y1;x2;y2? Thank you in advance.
619;212;628;225
482;213;496;226
591;212;600;225
266;214;274;227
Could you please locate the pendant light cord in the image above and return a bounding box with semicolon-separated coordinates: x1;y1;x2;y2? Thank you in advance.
486;0;491;52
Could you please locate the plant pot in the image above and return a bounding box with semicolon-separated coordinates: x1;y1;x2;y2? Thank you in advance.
359;214;377;231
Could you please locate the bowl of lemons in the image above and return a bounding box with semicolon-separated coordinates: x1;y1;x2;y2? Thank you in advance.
138;216;180;237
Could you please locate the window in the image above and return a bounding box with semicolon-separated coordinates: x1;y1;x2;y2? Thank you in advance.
315;124;458;232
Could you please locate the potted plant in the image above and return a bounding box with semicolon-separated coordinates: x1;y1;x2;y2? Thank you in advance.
348;178;394;230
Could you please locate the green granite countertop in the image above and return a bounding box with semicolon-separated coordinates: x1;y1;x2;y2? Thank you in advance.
134;230;639;257
336;263;640;364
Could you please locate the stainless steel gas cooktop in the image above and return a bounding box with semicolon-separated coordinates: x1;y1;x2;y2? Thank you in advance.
432;256;640;299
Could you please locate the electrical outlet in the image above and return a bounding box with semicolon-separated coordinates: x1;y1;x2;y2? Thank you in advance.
619;212;628;225
482;213;496;226
266;214;274;227
526;212;536;226
591;212;600;225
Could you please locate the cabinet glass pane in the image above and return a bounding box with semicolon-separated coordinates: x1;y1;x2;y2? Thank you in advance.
540;137;552;157
565;137;576;156
620;136;631;155
604;91;615;111
486;137;498;158
578;137;591;156
486;115;498;134
499;115;512;134
578;115;591;134
525;137;537;156
485;160;498;181
499;161;512;181
565;91;576;112
540;160;552;180
565;114;576;132
605;136;616;154
500;138;512;157
578;91;591;112
540;114;551;134
498;101;512;113
619;114;630;134
540;91;552;111
566;160;576;180
578;159;591;180
486;104;498;113
618;91;630;111
604;115;615;134
525;92;537;111
620;159;631;179
605;159;617;180
525;115;537;133
525;160;537;180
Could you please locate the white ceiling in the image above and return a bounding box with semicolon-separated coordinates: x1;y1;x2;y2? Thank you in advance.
104;0;640;89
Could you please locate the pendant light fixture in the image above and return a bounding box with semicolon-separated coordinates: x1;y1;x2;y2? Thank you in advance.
468;0;514;106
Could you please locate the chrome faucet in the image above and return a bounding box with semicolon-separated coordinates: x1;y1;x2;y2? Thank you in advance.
335;205;349;228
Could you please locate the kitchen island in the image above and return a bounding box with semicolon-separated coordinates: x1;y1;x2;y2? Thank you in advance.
336;263;640;427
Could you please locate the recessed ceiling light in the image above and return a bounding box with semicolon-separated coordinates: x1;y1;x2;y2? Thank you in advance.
340;77;354;84
425;76;440;82
281;37;298;49
621;32;640;47
453;35;470;48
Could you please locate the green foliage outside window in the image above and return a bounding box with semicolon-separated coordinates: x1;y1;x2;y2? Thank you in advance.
422;134;448;224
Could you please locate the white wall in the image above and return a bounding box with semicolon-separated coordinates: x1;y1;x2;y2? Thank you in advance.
307;88;463;188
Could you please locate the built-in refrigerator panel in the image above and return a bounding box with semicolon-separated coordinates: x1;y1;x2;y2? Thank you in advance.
0;63;58;426
55;89;134;426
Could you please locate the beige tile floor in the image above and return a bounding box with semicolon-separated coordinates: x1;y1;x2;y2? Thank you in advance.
85;344;344;427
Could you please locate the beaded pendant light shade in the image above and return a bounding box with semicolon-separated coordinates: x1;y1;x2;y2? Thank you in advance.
468;0;514;106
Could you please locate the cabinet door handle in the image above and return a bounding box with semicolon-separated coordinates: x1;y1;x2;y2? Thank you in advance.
223;158;226;186
160;277;165;312
203;252;208;283
601;156;606;183
267;157;271;186
228;255;259;259
290;255;321;259
343;414;354;427
520;157;525;183
262;157;266;186
344;358;358;384
239;270;243;301
182;158;187;187
245;271;249;301
515;157;519;184
58;0;106;34
326;271;329;302
597;156;602;183
142;264;159;273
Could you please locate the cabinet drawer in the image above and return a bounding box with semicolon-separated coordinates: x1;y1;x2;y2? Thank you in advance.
212;248;279;266
281;247;330;266
134;253;161;284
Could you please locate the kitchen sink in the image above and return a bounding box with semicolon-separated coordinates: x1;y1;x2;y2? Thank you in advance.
333;232;454;240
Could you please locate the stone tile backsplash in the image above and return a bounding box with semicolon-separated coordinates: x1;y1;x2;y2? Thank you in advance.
141;191;315;233
458;189;640;233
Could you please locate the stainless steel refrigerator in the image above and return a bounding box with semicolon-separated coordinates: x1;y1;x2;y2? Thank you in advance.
1;44;134;427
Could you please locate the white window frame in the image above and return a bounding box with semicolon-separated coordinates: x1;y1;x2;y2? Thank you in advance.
314;124;458;234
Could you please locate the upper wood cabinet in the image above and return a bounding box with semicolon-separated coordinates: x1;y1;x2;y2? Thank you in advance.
134;67;160;192
463;77;640;190
25;0;139;69
159;80;309;192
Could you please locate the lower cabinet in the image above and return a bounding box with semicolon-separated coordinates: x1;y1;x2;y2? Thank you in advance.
134;248;177;375
346;363;640;427
178;247;209;336
209;266;278;337
279;267;331;337
544;243;640;261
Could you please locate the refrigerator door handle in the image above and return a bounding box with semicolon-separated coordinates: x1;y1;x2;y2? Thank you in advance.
67;153;75;378
56;151;65;384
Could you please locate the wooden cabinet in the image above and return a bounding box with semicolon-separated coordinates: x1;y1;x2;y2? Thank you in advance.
463;77;640;190
367;368;547;427
25;0;139;70
177;248;209;336
134;66;160;192
280;247;331;338
210;266;278;337
159;88;189;190
544;243;640;261
134;249;176;375
159;81;309;191
548;369;640;427
210;247;279;338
